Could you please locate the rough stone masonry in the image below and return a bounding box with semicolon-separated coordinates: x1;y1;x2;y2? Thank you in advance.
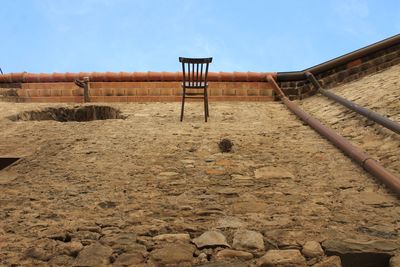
0;65;399;266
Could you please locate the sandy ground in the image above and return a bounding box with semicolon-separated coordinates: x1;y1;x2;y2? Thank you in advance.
0;67;399;266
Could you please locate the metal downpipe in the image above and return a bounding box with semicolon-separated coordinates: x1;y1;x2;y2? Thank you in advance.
267;75;400;195
306;72;400;134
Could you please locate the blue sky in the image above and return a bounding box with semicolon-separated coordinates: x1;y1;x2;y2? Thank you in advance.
1;0;399;73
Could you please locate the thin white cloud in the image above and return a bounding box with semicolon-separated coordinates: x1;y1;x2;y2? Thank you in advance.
332;0;370;18
329;0;374;36
39;0;113;16
36;0;115;33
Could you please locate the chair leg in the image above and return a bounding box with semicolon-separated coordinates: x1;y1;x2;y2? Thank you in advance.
205;89;209;117
204;88;209;118
204;90;207;122
180;89;186;122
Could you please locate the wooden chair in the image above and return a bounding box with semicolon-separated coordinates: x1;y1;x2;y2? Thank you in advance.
179;57;212;122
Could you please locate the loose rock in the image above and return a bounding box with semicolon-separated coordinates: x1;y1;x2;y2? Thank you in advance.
100;232;137;246
153;233;191;243
322;239;398;254
150;243;194;266
195;252;208;265
232;230;264;251
263;230;302;250
390;255;400;267
57;241;83;257
256;249;307;267
25;238;58;261
74;242;113;266
215;216;245;229
302;241;324;258
72;230;101;243
114;252;146;266
215;248;253;260
100;233;145;254
192;230;230;249
48;254;75;266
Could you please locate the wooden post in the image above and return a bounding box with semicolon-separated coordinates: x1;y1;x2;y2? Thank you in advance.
83;77;90;103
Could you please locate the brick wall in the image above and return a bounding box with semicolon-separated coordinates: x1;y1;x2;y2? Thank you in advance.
0;81;274;103
278;43;400;100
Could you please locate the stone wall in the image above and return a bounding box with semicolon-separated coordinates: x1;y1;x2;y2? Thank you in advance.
278;43;400;100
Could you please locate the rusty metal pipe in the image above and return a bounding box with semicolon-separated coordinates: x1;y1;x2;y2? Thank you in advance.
306;72;400;134
267;75;400;195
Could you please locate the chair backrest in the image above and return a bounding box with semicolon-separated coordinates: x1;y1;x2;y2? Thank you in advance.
179;57;212;87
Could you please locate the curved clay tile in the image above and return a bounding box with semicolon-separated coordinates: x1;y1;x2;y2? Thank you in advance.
90;72;104;82
0;71;276;83
40;74;54;83
131;72;147;82
65;72;79;82
11;73;24;82
219;72;234;82
247;72;265;82
162;72;177;81
148;71;162;81
0;74;7;82
53;73;67;82
24;73;40;83
78;72;91;80
103;72;115;82
207;72;219;81
233;72;248;82
119;72;131;82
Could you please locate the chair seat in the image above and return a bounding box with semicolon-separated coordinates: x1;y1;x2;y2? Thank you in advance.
186;92;204;95
181;82;208;88
185;96;206;99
